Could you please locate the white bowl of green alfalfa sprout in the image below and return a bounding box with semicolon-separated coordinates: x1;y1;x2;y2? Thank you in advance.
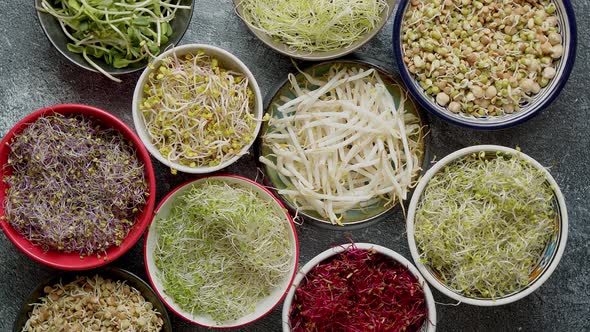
406;145;567;306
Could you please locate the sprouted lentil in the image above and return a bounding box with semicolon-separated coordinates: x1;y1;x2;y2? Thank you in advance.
4;114;148;256
22;275;164;332
140;51;257;169
154;180;293;322
38;0;191;82
414;151;556;298
238;0;388;53
260;65;424;225
401;0;563;117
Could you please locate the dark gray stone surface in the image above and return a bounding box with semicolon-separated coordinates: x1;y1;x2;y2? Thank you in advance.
1;1;588;331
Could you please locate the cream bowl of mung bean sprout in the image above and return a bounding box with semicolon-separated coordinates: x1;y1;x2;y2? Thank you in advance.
406;145;568;305
393;0;577;129
132;44;264;174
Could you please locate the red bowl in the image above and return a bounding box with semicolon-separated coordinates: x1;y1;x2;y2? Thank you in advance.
0;104;156;270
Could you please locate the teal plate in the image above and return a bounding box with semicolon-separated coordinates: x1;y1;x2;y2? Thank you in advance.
259;60;429;228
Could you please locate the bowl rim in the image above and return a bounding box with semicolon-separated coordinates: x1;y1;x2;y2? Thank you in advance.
391;0;578;130
232;0;396;61
12;266;172;332
143;174;300;329
0;104;156;270
406;145;569;306
35;0;195;76
256;57;431;229
281;242;437;332
132;43;264;174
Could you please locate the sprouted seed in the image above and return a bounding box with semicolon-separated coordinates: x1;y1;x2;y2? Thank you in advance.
154;180;293;322
260;65;424;225
401;0;563;117
289;244;428;331
37;0;191;82
414;151;556;298
141;51;257;169
23;275;164;332
238;0;388;52
3;114;148;256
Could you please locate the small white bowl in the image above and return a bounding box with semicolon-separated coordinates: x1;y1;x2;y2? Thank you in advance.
407;145;568;306
282;243;437;331
144;175;299;328
132;44;263;174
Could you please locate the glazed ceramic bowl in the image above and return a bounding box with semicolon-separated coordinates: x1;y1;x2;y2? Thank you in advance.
234;0;396;61
406;145;568;305
132;44;264;174
144;175;299;328
392;0;577;129
282;243;436;331
0;104;156;270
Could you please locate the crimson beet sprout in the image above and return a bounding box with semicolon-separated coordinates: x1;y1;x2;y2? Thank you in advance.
290;245;428;332
154;180;293;322
414;151;556;298
140;51;257;169
3;114;148;256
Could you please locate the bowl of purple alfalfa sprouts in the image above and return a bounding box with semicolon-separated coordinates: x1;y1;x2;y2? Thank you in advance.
0;104;156;270
282;243;436;332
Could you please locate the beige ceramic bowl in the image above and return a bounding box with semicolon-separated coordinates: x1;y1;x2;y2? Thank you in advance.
233;0;396;61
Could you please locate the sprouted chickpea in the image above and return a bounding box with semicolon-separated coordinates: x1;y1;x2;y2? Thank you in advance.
23;275;164;332
141;50;257;169
402;0;563;117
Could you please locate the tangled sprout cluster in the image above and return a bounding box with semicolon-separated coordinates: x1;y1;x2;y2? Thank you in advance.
4;114;148;256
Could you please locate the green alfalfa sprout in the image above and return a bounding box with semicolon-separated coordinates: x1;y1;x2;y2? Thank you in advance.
237;0;388;53
414;151;556;299
154;180;293;322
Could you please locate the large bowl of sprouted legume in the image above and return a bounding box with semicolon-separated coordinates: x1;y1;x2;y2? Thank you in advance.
393;0;577;129
14;267;171;332
133;44;264;174
234;0;396;60
406;145;568;306
0;104;156;270
35;0;194;82
144;175;299;328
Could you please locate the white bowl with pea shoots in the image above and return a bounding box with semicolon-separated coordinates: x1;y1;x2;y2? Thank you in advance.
407;145;568;305
132;44;264;173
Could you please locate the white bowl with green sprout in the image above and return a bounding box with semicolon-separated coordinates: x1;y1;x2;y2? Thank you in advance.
407;145;568;306
234;0;396;60
144;175;299;328
132;44;264;174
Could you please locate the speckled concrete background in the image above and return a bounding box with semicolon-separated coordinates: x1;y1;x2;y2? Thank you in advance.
1;1;589;331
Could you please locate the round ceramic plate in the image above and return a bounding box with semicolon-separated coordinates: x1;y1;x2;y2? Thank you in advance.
259;60;429;227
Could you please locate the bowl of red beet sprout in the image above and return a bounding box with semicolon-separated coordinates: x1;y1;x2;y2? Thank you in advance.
0;104;156;270
282;243;436;331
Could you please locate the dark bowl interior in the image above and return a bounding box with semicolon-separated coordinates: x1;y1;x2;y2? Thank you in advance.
35;0;194;75
13;267;172;332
